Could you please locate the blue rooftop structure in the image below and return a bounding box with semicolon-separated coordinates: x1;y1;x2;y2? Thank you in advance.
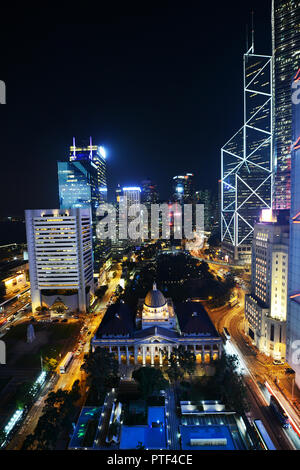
179;424;236;450
69;406;102;449
119;406;167;450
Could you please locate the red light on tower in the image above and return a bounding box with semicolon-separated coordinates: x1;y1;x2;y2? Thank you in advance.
294;136;300;151
294;68;300;82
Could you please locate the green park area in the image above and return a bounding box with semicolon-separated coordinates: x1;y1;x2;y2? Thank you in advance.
4;321;82;369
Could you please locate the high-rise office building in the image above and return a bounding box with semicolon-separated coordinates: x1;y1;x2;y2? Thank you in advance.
115;184;122;204
287;70;300;388
141;179;159;207
58;160;99;217
141;179;159;240
58;137;109;270
195;189;215;231
25;208;94;313
122;187;143;244
122;187;141;207
245;211;289;360
69;138;107;204
272;0;300;210
111;185;126;259
173;174;195;203
221;43;273;263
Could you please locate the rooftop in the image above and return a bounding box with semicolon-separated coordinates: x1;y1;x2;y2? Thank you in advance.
144;283;166;308
176;302;219;337
68;406;102;449
179;424;236;450
119;406;166;450
95;303;135;338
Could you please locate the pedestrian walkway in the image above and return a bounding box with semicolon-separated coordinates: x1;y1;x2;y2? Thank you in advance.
165;387;180;450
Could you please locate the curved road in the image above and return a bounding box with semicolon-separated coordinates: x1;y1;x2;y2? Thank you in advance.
206;300;295;450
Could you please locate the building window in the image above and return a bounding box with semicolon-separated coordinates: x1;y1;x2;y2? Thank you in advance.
270;324;274;342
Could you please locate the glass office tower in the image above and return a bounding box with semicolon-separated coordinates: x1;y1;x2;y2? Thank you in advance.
58;138;109;271
272;0;300;210
58;161;99;216
221;45;273;263
69;138;107;206
287;71;300;388
173;174;195;203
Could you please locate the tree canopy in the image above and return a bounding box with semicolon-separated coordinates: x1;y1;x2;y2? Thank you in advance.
132;367;168;399
22;380;81;450
81;347;120;402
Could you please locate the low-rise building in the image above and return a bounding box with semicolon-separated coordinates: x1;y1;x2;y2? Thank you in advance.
92;283;222;365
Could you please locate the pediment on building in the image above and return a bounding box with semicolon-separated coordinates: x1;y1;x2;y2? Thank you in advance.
134;335;177;345
133;326;179;344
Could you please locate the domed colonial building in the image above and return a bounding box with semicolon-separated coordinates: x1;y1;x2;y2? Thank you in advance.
142;283;176;329
92;282;222;366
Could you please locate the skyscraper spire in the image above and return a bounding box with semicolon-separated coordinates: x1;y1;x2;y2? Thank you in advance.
251;10;255;53
89;135;93;160
72;136;76;158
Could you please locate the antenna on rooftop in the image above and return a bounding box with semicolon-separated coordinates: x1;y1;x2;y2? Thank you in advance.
251;10;255;53
72;136;76;158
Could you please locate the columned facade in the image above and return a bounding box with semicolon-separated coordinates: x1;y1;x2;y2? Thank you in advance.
93;338;222;367
92;285;222;367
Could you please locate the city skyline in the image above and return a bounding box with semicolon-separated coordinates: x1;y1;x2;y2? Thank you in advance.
0;2;272;216
1;1;300;455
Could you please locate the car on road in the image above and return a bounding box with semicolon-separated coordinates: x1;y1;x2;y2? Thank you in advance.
273;359;284;365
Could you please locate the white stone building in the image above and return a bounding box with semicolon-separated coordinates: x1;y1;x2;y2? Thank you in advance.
245;213;289;360
92;283;222;366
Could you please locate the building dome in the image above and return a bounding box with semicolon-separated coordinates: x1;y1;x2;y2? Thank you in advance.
144;282;166;308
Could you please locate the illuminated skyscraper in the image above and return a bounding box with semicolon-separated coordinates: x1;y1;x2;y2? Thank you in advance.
58;160;99;217
68;137;107;205
122;187;143;244
173;174;195;203
58;137;109;270
195;189;215;231
221;42;273;263
141;179;159;207
245;211;289;361
287;71;300;388
272;0;300;210
122;187;141;207
25;208;94;313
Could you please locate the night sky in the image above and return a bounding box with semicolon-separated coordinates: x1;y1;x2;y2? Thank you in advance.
0;2;271;216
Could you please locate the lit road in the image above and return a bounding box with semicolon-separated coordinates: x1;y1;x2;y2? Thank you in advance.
6;264;122;450
0;289;31;334
206;293;299;450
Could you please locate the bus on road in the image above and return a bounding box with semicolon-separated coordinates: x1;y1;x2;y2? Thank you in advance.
60;352;73;374
253;420;276;450
270;395;290;428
